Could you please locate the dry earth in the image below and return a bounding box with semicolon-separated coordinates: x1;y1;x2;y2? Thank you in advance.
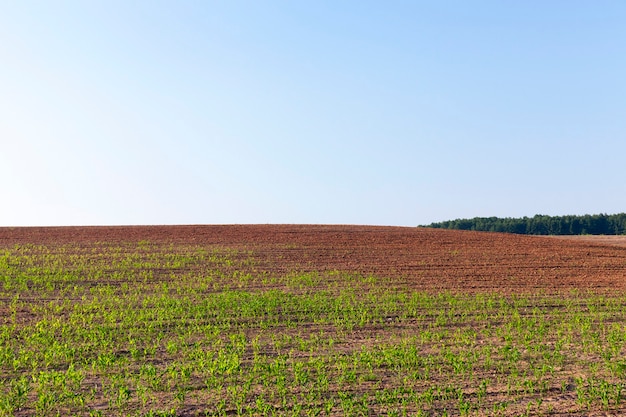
2;225;626;416
550;234;626;248
1;225;625;293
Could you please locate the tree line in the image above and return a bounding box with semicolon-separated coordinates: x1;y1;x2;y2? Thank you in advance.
424;213;626;235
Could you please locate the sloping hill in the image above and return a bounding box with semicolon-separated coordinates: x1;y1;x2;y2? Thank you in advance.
2;224;625;293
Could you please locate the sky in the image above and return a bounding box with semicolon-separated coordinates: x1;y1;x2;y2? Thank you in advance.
1;1;625;227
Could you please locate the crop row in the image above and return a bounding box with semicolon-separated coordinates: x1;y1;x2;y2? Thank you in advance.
0;243;625;416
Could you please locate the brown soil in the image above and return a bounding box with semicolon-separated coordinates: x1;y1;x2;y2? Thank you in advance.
1;224;625;293
549;234;626;247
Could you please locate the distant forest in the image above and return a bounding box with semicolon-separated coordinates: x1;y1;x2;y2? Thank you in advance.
425;213;626;235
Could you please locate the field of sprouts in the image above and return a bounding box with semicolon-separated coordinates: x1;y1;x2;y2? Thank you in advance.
1;225;626;416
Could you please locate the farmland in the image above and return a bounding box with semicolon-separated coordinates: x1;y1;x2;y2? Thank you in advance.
1;225;626;416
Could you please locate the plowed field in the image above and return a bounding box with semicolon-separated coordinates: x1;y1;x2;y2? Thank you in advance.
2;225;625;292
2;225;626;416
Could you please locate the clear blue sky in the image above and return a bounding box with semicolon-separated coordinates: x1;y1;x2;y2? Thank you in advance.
1;1;625;226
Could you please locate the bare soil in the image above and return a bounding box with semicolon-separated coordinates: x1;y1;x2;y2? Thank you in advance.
2;225;626;416
550;234;626;248
1;224;625;293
